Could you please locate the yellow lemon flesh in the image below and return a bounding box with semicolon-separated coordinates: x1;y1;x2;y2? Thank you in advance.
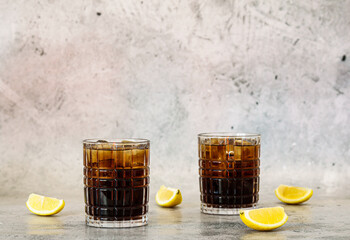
26;193;65;216
275;184;313;204
155;185;182;207
240;207;288;231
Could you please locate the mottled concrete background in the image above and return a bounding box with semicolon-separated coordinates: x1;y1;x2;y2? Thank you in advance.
0;0;349;197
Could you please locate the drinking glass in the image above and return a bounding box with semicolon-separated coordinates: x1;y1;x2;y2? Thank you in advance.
83;139;150;227
198;133;260;215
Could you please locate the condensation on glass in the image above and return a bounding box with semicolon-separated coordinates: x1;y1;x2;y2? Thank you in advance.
83;139;150;228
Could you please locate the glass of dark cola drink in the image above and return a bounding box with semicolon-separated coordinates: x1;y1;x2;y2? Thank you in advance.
83;139;150;227
198;133;260;215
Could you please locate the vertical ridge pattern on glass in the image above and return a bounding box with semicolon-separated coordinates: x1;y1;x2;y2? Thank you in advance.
84;141;150;223
198;135;260;210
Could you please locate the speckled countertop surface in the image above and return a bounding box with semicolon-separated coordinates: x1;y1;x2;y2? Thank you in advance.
0;191;349;239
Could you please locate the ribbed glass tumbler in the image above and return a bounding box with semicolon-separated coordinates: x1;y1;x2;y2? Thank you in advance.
198;133;260;215
83;139;150;228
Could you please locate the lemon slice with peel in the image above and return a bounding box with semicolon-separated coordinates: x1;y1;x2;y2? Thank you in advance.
26;193;65;216
275;184;313;204
240;207;288;231
155;185;182;207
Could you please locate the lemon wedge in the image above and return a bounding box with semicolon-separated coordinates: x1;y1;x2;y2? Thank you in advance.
26;193;65;216
155;185;182;207
275;184;313;204
240;207;288;231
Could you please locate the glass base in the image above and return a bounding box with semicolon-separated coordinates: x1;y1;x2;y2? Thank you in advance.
201;203;257;215
85;215;148;228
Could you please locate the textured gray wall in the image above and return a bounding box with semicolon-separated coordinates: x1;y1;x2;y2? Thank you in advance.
0;0;349;197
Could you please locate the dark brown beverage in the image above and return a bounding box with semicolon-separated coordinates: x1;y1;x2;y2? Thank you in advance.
83;139;150;228
198;133;260;215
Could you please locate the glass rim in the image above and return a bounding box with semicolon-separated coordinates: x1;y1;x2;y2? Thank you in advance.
83;138;150;145
198;132;260;138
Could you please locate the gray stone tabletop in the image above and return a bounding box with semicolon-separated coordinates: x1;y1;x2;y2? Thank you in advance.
0;191;349;240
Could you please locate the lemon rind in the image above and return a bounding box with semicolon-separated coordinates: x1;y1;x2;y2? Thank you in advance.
275;186;313;204
155;185;182;207
155;188;178;205
26;198;65;216
242;207;288;230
